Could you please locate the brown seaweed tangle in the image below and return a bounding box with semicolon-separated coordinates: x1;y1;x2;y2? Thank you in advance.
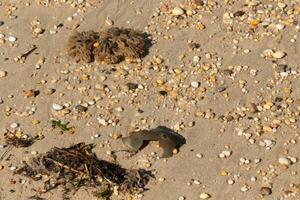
65;31;99;63
14;143;153;198
93;27;147;64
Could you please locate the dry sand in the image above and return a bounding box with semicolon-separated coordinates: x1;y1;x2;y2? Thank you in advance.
1;0;300;199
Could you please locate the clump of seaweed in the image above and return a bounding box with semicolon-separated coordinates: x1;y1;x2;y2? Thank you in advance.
65;27;149;64
4;131;37;148
15;143;152;198
65;31;99;63
93;27;146;64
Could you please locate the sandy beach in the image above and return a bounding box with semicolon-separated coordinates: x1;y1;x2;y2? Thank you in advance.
1;0;300;199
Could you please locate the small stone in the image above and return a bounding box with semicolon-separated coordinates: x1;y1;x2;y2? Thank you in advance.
0;70;7;78
10;123;19;129
10;166;16;171
272;51;286;59
227;179;235;185
75;105;88;113
52;103;64;111
105;17;114;26
196;153;203;158
217;87;226;93
31;120;40;125
278;2;287;9
178;196;185;200
126;82;139;90
44;88;55;95
260;187;272;196
172;7;185;16
278;157;291;166
191;81;200;88
276;24;285;30
199;193;211;199
8;36;17;42
241;185;249;192
98;118;108;126
193;55;200;62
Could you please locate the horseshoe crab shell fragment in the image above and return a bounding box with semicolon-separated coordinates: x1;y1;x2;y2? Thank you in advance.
122;126;186;158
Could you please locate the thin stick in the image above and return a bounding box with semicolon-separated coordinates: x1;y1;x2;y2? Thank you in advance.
21;45;37;59
0;145;13;162
44;157;84;175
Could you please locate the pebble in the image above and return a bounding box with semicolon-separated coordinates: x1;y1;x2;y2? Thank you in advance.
10;123;19;129
199;193;211;199
10;166;16;171
172;7;185;16
75;105;88;113
219;150;231;158
8;36;17;42
272;51;286;59
193;55;200;62
227;179;235;185
278;157;291;166
178;196;185;200
276;24;285;30
0;70;7;78
98;118;108;126
44;88;55;95
241;185;249;192
260;187;272;196
52;103;64;111
191;81;200;88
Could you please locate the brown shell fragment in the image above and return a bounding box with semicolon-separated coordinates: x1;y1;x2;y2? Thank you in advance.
122;126;186;158
93;27;146;64
65;31;99;63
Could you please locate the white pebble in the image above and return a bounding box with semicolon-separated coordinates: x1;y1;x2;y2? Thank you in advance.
196;153;203;158
227;179;235;185
52;103;64;111
178;196;185;200
278;157;291;166
264;139;273;147
0;33;4;39
10;166;16;171
98;118;108;126
10;123;19;129
8;36;17;42
191;81;200;88
193;55;200;63
0;70;7;78
241;185;249;192
276;24;285;30
172;7;185;16
199;193;211;199
272;51;286;59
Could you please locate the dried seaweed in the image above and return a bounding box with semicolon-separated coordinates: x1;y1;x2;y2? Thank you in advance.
65;27;150;64
122;126;186;158
93;27;146;64
4;131;37;148
65;31;99;63
15;143;152;198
